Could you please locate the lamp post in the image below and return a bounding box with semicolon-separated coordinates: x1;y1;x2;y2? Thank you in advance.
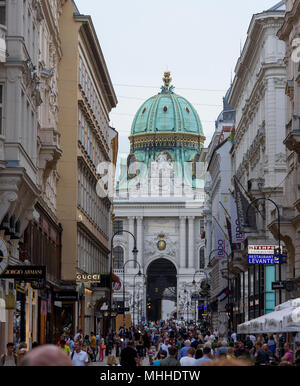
244;197;282;304
208;248;231;331
109;230;138;335
122;259;141;330
133;271;145;327
192;270;203;322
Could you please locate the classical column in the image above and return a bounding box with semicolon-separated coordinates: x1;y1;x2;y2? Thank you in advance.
136;216;143;270
180;217;186;268
128;217;135;268
188;217;195;269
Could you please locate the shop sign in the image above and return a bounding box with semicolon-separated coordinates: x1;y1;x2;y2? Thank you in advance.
0;265;46;280
5;293;15;309
272;281;286;290
248;245;282;265
31;279;46;290
76;273;100;283
53;291;78;301
15;283;26;294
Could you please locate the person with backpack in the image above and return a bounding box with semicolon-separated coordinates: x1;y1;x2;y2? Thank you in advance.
1;342;17;366
70;341;89;366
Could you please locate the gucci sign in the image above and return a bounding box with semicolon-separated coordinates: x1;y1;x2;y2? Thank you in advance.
76;273;100;283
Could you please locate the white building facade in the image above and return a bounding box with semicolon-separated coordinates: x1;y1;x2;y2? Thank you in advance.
204;89;236;336
228;2;288;329
112;73;207;325
0;0;65;352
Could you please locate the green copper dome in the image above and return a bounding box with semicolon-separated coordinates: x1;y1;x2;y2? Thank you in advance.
115;73;206;194
131;73;204;136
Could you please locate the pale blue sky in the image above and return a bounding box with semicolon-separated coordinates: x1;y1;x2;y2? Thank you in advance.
75;0;283;155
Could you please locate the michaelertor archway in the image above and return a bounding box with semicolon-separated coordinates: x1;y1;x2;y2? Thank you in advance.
146;258;177;321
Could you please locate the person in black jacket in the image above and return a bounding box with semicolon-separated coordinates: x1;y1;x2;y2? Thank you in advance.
120;341;140;366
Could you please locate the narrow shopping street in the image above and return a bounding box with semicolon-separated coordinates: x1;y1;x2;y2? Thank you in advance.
0;0;300;374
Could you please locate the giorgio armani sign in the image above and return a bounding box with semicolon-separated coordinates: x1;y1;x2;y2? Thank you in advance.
0;265;46;280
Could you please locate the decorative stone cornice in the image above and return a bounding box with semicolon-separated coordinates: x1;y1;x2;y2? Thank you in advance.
277;0;300;40
129;132;205;152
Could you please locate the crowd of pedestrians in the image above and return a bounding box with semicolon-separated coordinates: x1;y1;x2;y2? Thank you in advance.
1;320;300;366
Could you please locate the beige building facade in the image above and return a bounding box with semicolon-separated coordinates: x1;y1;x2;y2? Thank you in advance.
57;0;117;336
277;0;300;295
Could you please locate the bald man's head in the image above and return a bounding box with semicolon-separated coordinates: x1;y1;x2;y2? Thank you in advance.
21;344;72;366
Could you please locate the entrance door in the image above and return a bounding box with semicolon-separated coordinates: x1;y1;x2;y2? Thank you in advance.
146;258;177;321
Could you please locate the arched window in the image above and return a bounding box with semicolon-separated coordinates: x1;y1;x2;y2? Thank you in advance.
113;246;124;270
127;154;137;179
192;152;202;179
199;247;205;269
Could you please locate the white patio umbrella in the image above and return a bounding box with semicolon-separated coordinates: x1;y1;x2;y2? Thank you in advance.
237;320;251;334
237;298;300;334
282;298;300;332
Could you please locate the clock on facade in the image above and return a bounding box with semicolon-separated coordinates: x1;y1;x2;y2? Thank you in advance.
157;240;166;251
0;237;8;275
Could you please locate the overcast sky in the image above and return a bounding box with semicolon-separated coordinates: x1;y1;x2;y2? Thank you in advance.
75;0;283;156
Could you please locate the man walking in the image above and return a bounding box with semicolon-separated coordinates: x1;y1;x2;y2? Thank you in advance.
180;347;196;366
70;341;89;366
160;346;181;366
196;347;212;365
120;341;140;366
1;343;17;366
178;340;191;360
90;332;97;362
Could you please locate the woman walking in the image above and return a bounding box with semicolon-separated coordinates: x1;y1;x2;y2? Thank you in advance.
98;336;106;361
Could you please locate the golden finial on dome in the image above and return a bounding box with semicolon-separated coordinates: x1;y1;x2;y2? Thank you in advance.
162;71;172;90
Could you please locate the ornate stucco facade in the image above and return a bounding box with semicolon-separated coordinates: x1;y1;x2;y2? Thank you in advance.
228;2;288;328
204;88;236;335
277;0;300;295
0;0;66;353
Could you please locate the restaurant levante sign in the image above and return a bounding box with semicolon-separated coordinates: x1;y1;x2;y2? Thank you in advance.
0;265;46;280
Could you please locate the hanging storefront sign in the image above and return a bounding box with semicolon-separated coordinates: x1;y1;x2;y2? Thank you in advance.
15;283;26;294
5;293;15;309
76;273;100;283
248;245;282;265
0;265;46;280
53;291;78;301
31;278;46;290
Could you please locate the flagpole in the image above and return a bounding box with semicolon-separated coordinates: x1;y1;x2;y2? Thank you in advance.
212;215;229;240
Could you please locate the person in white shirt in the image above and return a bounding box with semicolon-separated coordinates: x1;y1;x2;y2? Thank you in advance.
74;329;83;342
160;339;171;358
70;341;89;366
180;347;196;366
231;332;237;343
249;335;256;345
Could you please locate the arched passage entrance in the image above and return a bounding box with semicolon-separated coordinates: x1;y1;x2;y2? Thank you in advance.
146;258;177;321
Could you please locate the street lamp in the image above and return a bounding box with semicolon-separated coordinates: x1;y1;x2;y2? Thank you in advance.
133;271;145;327
192;270;203;322
122;258;141;330
244;197;282;304
208;248;231;331
109;230;138;334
